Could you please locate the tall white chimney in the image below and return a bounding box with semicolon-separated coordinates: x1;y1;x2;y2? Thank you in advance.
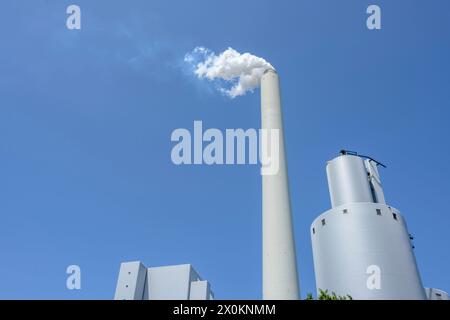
261;69;300;300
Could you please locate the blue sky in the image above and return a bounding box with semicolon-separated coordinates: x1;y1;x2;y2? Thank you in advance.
0;0;449;299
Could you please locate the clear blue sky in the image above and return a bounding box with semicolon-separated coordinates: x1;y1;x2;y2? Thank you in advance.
0;0;449;299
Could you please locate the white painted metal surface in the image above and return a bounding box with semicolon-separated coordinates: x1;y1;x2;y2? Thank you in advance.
311;203;426;299
365;159;386;204
114;261;147;300
326;155;373;208
425;288;449;300
311;154;426;299
190;280;214;300
261;69;300;300
114;262;213;300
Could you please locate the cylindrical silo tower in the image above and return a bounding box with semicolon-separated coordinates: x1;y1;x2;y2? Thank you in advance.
311;151;426;299
261;69;300;300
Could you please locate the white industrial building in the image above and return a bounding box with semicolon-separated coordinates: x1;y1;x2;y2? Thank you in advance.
310;150;448;300
425;288;449;300
114;262;213;300
113;70;448;300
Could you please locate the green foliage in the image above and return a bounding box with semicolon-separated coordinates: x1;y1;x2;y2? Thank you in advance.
305;289;352;300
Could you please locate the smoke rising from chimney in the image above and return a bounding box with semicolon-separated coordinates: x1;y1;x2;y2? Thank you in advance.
184;47;274;98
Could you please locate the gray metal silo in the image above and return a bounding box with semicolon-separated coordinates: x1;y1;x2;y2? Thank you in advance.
311;151;426;299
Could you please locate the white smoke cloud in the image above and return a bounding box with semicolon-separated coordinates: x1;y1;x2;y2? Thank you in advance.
184;47;274;98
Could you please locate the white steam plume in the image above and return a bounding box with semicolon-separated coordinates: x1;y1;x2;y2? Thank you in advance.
184;47;274;98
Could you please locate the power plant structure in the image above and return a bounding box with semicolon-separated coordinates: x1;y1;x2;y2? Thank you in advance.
311;150;427;299
260;71;446;300
114;262;213;300
425;288;450;300
113;71;448;300
261;69;300;300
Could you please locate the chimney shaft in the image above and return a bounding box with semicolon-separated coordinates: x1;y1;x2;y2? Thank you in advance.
261;69;300;300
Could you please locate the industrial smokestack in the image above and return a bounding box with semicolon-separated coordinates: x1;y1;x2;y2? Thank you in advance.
261;69;300;300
